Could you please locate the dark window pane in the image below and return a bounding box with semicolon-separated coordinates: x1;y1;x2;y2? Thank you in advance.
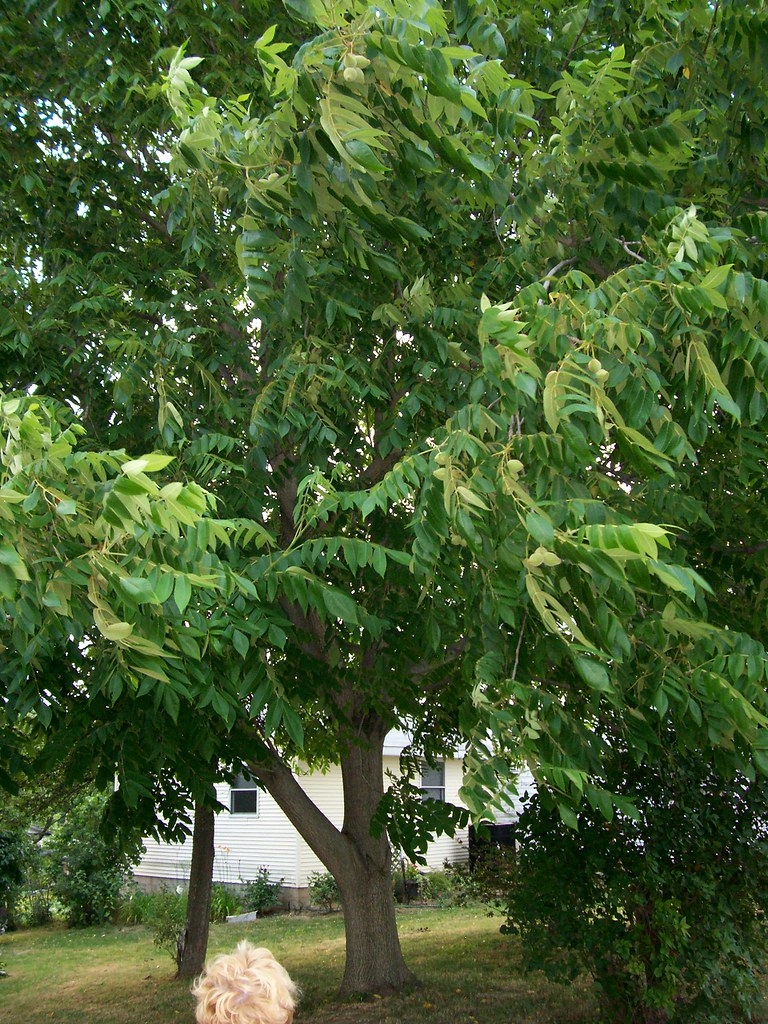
421;761;445;802
421;763;445;789
231;789;259;814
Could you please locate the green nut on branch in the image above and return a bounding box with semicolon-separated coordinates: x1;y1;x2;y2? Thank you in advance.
344;53;370;69
342;66;365;84
527;545;562;569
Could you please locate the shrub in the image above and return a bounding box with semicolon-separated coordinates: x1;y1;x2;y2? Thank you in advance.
239;868;283;914
145;887;187;965
46;791;140;927
116;880;154;925
421;869;454;905
0;829;27;931
443;847;516;909
501;749;768;1024
307;870;341;912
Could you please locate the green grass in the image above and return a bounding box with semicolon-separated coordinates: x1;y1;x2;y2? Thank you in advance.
0;907;597;1024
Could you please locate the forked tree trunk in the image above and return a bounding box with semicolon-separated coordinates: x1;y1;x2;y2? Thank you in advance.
176;800;215;980
251;716;419;997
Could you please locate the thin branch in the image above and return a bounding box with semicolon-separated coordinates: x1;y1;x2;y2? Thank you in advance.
511;612;528;682
563;13;591;67
616;237;645;263
702;0;720;58
542;257;577;292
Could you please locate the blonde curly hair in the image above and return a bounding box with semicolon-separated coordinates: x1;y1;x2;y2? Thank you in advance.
192;942;299;1024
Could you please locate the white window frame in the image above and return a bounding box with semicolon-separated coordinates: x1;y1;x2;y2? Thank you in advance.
230;773;259;815
420;760;445;802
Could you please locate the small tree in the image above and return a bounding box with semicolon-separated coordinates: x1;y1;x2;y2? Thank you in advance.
0;829;26;931
47;791;141;927
502;746;768;1024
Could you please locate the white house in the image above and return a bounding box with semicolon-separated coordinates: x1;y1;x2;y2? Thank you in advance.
134;731;472;907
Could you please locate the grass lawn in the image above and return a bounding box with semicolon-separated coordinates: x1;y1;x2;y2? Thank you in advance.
0;907;597;1024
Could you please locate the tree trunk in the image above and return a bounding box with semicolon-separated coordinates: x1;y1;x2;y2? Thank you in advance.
251;717;419;997
176;800;215;980
335;719;418;996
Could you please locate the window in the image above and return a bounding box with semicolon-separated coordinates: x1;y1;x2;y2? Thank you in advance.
230;773;259;814
420;761;445;802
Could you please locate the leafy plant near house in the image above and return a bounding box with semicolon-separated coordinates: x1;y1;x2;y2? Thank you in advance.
239;868;283;915
501;744;768;1024
421;870;454;906
307;871;341;913
208;883;242;923
3;0;768;999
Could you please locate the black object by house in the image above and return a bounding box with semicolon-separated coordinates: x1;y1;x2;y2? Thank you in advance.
468;822;517;867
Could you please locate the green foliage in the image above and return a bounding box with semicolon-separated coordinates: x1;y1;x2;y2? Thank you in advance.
446;844;517;910
145;887;187;966
208;882;242;923
420;870;453;905
0;829;27;930
2;0;768;832
502;749;768;1024
307;871;341;912
45;792;140;927
116;881;156;926
13;848;53;928
239;868;283;915
3;0;768;992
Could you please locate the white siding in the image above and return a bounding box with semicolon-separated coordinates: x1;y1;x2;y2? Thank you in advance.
135;746;472;887
136;782;302;888
296;765;345;886
420;757;469;869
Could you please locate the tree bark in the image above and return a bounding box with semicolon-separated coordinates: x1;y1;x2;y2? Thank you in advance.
176;801;215;980
335;723;419;996
250;717;419;997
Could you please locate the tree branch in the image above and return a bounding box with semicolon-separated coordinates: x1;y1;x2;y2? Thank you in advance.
247;738;350;876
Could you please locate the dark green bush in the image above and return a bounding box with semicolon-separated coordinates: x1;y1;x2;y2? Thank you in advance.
116;880;154;924
0;829;27;931
14;846;54;928
444;846;516;908
421;869;454;904
239;868;283;914
501;750;768;1024
46;792;139;927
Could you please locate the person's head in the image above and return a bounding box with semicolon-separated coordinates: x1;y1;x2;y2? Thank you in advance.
192;941;298;1024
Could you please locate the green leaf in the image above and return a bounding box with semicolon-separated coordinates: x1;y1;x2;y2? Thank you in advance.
526;512;554;547
558;803;579;830
574;656;612;692
118;576;161;605
232;629;249;658
322;587;359;623
173;574;192;614
372;546;387;577
122;454;175;475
